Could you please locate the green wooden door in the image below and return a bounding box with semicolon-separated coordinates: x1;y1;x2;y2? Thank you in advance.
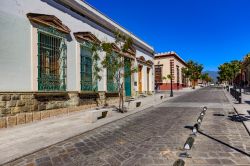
124;58;131;96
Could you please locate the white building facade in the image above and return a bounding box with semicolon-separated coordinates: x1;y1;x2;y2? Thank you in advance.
0;0;154;125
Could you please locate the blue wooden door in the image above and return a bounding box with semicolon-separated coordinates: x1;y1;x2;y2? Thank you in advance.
124;58;131;96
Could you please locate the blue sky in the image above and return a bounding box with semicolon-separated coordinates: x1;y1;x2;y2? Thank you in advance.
85;0;250;71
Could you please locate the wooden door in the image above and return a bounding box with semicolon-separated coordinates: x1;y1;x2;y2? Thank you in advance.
138;65;142;92
147;68;150;92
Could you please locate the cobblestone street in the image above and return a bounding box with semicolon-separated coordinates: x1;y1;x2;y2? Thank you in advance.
4;87;250;166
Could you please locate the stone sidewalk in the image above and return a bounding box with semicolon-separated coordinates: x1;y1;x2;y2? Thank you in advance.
5;86;247;166
224;88;250;135
0;88;198;165
186;103;250;166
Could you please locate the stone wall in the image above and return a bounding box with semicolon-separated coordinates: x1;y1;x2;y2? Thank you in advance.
0;92;119;128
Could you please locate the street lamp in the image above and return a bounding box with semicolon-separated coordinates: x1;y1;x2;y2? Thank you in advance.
170;75;173;97
239;69;242;104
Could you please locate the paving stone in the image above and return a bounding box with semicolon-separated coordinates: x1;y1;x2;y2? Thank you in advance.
16;113;26;125
206;159;221;164
41;110;50;120
32;112;41;121
25;112;33;123
6;115;16;127
0;117;6;128
220;158;236;165
3;87;250;166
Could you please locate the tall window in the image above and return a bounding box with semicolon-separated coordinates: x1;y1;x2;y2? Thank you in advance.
176;65;180;83
80;45;96;91
182;67;185;85
170;60;175;80
155;65;162;83
38;30;67;91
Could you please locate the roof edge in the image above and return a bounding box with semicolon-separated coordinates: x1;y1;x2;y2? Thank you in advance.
58;0;154;53
155;51;187;66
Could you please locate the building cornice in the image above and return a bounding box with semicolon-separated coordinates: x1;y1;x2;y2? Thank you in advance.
155;51;187;66
57;0;154;55
27;13;71;34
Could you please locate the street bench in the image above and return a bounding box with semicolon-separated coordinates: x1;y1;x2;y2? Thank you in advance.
125;99;142;110
83;108;112;123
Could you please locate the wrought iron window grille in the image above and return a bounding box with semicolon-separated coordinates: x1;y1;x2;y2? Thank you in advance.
80;43;98;92
37;28;67;91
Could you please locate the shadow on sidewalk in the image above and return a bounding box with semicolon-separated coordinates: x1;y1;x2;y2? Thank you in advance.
228;114;250;122
198;131;250;158
184;126;250;158
244;101;250;105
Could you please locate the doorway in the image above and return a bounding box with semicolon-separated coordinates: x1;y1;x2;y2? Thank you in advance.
124;58;131;96
147;68;150;92
138;65;143;93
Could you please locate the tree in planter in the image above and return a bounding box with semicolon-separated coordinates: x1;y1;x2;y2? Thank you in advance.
163;74;174;97
101;31;137;113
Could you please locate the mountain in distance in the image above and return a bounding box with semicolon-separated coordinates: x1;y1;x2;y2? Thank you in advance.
203;70;218;82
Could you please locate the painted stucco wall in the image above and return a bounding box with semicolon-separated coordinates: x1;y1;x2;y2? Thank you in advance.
154;56;186;84
0;0;154;93
0;7;32;91
134;47;154;92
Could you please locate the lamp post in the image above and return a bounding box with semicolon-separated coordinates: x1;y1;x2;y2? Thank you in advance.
170;75;173;97
239;69;242;104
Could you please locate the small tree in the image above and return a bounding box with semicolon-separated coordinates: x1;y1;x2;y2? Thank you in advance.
184;60;203;89
200;73;209;85
167;74;173;80
101;31;137;113
181;67;190;87
218;60;241;85
91;43;102;90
